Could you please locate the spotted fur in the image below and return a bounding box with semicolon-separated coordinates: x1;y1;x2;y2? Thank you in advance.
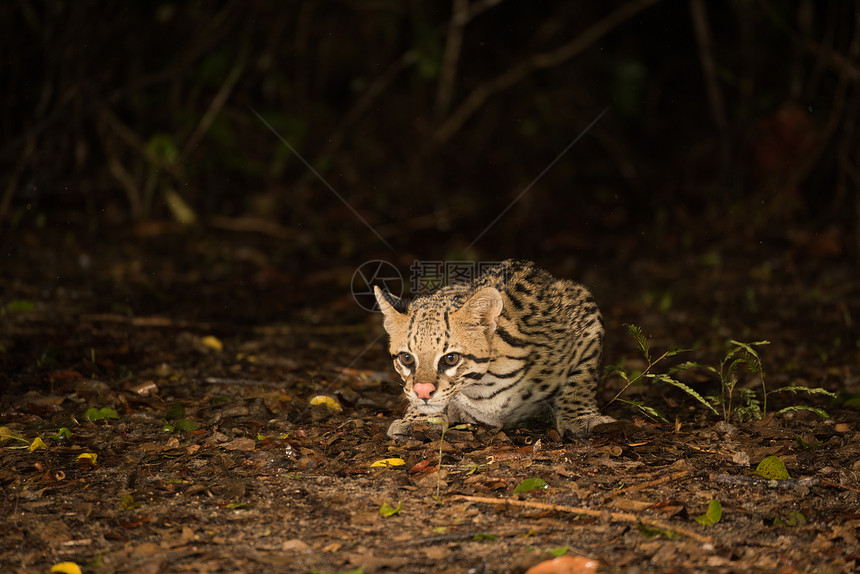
374;259;613;440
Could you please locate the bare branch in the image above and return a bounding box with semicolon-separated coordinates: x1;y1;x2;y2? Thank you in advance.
434;0;662;145
434;0;470;120
690;0;726;131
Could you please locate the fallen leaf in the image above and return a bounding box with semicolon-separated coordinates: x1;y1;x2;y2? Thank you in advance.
636;522;682;540
525;555;599;574
379;501;402;517
283;539;309;551
200;335;223;351
120;494;141;510
611;499;652;512
422;546;449;560
219;437;256;451
76;452;98;464
694;499;722;526
29;437;48;451
0;426;27;444
370;458;405;468
754;455;791;480
130;381;158;396
165;403;185;420
49;562;82;574
119;515;151;529
513;477;548;494
309;395;342;411
408;459;435;474
49;370;84;382
84;407;119;422
472;533;497;541
165;187;197;225
131;541;160;556
173;419;197;432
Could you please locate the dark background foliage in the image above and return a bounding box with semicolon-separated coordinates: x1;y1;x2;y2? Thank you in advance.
2;0;858;267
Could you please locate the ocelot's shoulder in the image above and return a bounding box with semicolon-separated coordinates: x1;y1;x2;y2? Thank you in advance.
479;259;541;278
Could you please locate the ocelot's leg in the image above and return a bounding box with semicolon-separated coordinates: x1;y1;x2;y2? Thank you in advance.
445;399;481;426
387;405;426;440
554;330;614;438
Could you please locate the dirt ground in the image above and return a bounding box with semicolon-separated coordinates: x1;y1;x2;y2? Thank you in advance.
1;224;859;573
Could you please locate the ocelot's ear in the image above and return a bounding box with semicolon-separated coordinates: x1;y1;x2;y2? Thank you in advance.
457;287;503;337
374;286;408;333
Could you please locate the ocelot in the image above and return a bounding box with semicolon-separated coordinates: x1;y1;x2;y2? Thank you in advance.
374;259;614;440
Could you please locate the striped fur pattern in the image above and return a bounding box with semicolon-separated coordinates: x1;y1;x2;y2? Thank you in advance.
374;260;613;440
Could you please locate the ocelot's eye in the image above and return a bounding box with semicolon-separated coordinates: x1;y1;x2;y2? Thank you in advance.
441;352;461;368
397;352;415;367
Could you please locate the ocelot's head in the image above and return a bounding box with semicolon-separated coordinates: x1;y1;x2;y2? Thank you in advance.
374;286;503;415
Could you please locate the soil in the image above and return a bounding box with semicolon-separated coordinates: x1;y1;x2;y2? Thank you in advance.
1;224;859;573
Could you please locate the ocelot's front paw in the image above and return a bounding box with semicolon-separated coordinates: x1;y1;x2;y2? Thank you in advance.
386;418;413;441
558;413;616;438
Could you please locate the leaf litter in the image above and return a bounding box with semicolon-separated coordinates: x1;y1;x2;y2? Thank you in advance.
0;228;858;573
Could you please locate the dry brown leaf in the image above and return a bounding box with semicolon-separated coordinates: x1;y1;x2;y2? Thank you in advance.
282;539;309;552
219;437;256;451
525;555;599;574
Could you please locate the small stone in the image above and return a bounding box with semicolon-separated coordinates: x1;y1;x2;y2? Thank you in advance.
713;421;737;435
732;451;750;466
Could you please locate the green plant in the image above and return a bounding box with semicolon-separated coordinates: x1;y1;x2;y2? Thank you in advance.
606;325;835;423
605;324;716;422
675;339;770;422
427;417;469;500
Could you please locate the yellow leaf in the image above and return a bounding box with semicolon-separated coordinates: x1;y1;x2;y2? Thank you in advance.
77;452;98;464
200;335;223;352
370;458;406;468
164;188;197;225
0;426;27;444
309;395;342;411
50;562;82;574
28;437;48;451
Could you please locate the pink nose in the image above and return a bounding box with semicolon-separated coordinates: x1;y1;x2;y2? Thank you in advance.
413;383;436;399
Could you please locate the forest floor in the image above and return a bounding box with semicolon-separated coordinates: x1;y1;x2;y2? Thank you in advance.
1;222;859;573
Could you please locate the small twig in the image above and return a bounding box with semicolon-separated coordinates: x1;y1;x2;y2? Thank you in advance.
712;474;820;489
303;50;418;186
434;0;469;120
79;314;216;330
759;0;860;81
832;6;860;225
689;0;726;131
453;494;713;543
466;0;505;20
791;0;814;99
204;377;286;388
614;470;691;494
0;135;35;229
101;138;143;219
182;53;246;163
819;478;860;494
689;0;730;180
207;215;295;240
303;0;504;170
409;524;570;546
